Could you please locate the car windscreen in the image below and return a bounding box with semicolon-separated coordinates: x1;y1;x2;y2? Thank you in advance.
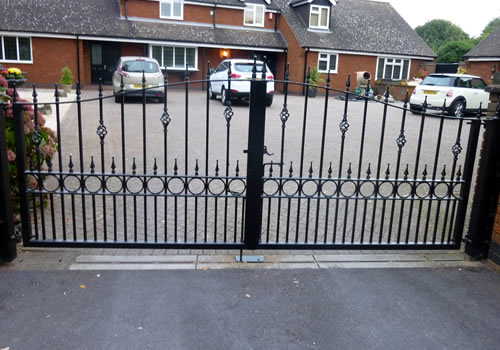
234;63;265;72
122;60;159;73
421;76;454;87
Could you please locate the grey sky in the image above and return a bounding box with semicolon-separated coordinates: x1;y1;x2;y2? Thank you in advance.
381;0;500;37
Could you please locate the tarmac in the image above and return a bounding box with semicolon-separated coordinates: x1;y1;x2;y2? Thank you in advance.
1;249;499;349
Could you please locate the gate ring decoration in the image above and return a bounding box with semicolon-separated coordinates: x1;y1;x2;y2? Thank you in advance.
451;183;462;200
359;180;376;198
105;175;124;194
84;175;103;193
339;180;357;198
186;177;206;196
281;179;300;197
167;176;186;195
378;181;395;199
228;178;247;196
62;174;83;193
396;181;413;199
433;182;450;199
320;179;337;197
263;178;280;196
125;176;145;194
415;182;431;199
42;174;62;192
207;178;226;196
301;179;319;197
146;176;166;195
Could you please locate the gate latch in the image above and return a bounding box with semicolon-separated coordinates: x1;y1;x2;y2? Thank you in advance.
243;145;274;156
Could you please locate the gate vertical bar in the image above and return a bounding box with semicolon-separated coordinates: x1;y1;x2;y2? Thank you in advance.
244;59;267;249
0;106;17;261
452;117;482;247
12;92;32;245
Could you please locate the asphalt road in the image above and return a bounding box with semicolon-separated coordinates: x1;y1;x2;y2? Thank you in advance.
0;267;499;349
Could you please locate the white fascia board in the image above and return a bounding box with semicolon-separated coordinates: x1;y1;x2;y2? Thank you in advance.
308;48;435;61
0;31;77;39
468;57;500;61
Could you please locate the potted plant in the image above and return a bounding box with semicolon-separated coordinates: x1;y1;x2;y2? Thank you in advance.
60;65;73;94
0;67;27;88
308;67;324;98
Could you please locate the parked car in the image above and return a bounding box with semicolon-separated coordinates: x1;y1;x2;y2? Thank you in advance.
410;74;490;116
208;59;275;106
112;56;164;103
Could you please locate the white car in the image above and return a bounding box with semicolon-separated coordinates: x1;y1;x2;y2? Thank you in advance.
410;74;490;116
208;59;275;106
112;56;164;103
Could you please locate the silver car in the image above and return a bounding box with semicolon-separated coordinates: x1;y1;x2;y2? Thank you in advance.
112;56;164;103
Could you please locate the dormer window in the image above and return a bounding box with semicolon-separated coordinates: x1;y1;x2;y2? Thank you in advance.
309;5;329;30
160;0;183;20
244;4;265;27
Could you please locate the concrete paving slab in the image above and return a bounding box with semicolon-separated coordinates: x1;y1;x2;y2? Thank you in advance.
75;255;197;263
314;254;428;262
197;262;319;270
69;263;195;270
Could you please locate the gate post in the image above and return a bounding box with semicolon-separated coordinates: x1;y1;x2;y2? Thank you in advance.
244;63;267;249
464;110;500;258
0;106;17;262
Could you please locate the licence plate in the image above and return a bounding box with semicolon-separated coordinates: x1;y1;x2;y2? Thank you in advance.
133;84;150;88
423;90;437;95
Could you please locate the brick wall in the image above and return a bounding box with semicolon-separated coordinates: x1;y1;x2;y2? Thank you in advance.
124;0;275;29
2;37;79;87
465;60;500;85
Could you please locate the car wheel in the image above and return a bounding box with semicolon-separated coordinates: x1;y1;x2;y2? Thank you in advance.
449;99;466;117
208;83;216;100
265;95;273;107
221;86;228;106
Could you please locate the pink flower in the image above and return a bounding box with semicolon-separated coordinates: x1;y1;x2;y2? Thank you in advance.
0;75;7;88
7;149;16;162
37;113;46;127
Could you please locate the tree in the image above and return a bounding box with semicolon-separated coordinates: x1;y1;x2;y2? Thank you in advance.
436;40;476;63
415;19;469;52
480;17;500;39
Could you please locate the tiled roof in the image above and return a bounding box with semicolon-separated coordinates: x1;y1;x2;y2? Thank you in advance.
276;0;436;58
465;26;500;58
0;0;286;49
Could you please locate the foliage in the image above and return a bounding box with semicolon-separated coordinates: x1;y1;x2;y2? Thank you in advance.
415;19;469;52
308;67;324;86
1;67;25;82
414;70;428;79
2;87;58;221
436;40;476;63
60;65;73;85
480;17;500;39
457;66;467;75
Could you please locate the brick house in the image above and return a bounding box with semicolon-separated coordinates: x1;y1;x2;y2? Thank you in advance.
0;0;435;92
464;26;500;85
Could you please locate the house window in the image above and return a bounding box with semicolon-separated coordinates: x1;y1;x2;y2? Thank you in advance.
317;53;338;73
244;4;265;27
309;5;329;29
0;36;32;63
377;57;410;80
151;45;197;70
160;0;183;19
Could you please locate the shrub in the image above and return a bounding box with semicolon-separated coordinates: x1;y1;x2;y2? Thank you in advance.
2;88;58;222
60;65;73;85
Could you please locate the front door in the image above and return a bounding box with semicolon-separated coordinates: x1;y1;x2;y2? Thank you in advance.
91;42;121;84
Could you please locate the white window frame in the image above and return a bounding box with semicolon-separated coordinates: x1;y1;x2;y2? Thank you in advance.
0;35;33;64
244;4;265;28
309;5;330;30
376;57;411;81
317;52;338;73
149;45;198;70
159;0;184;20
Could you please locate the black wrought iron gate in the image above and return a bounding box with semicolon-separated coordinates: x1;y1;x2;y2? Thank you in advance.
7;61;497;251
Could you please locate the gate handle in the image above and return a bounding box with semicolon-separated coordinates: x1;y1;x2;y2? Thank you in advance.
243;145;274;156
